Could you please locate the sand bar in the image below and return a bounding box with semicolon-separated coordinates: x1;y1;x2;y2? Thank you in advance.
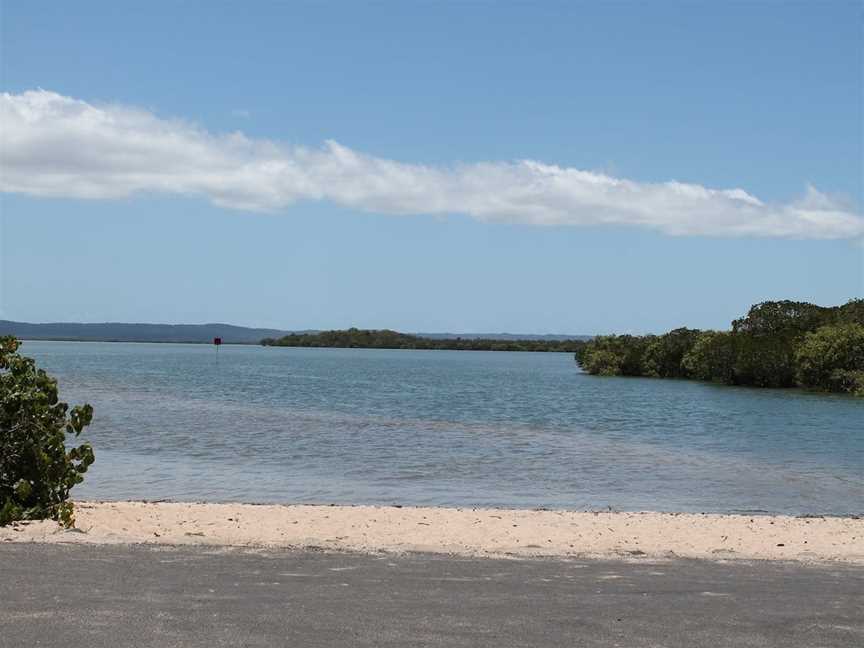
2;501;862;563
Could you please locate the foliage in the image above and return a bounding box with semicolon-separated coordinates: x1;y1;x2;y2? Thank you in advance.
262;328;586;353
0;336;95;527
681;331;737;384
731;333;798;388
727;299;863;388
731;300;832;337
643;328;701;378
578;348;623;376
836;298;864;326
577;335;653;376
795;324;864;394
575;300;863;395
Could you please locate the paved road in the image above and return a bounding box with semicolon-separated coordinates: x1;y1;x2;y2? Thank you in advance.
1;544;861;647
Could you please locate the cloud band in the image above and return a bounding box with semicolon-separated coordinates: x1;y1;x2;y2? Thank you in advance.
1;90;861;239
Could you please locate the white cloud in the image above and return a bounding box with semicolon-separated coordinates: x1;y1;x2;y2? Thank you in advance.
1;89;861;239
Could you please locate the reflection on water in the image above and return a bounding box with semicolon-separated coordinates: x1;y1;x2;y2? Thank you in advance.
22;340;864;514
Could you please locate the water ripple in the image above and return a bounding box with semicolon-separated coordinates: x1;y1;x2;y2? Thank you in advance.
21;341;864;514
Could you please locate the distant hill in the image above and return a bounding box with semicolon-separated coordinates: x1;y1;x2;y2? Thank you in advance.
0;320;592;345
0;321;302;344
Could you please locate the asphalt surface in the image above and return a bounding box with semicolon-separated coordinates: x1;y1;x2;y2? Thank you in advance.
1;544;861;647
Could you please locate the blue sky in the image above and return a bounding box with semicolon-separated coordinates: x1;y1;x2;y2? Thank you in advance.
1;1;861;334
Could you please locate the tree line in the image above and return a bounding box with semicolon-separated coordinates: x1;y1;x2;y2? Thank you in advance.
574;299;864;395
262;328;585;352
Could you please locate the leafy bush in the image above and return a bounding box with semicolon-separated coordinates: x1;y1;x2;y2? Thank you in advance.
579;348;624;376
0;336;95;527
577;335;653;376
795;324;864;394
836;298;864;326
575;300;863;395
732;333;799;388
643;328;701;378
682;331;738;384
731;300;833;337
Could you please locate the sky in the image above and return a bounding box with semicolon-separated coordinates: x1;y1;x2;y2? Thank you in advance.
1;1;861;334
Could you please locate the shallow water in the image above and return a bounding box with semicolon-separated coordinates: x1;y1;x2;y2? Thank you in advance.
21;340;863;514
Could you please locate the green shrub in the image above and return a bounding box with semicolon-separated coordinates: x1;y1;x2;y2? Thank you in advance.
579;348;624;376
836;298;864;326
0;336;95;527
576;299;863;395
795;324;864;394
576;335;653;376
826;370;864;396
732;333;799;388
682;331;738;384
643;328;702;378
731;300;833;337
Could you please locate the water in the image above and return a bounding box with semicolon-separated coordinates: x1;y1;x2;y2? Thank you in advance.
19;340;864;515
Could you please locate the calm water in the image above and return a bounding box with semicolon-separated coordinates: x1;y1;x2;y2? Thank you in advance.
21;340;864;515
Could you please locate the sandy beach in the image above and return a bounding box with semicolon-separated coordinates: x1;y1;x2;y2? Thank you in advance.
2;501;861;563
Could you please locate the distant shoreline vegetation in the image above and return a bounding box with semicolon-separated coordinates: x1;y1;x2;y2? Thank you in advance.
574;300;864;396
261;329;586;353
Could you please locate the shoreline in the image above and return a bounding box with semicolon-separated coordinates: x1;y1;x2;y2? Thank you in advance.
2;501;862;564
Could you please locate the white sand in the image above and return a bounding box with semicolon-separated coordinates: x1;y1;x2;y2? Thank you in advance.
2;501;861;563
